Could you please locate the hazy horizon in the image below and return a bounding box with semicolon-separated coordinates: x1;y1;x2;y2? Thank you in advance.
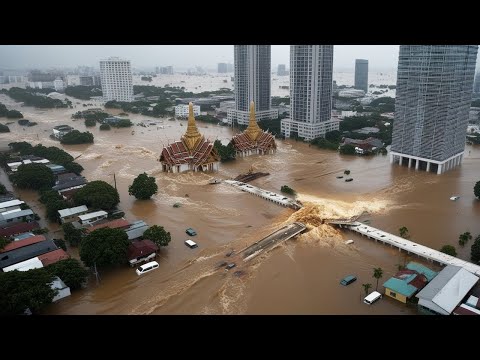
0;45;403;71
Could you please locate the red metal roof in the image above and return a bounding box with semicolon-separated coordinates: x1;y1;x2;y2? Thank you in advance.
1;235;46;253
38;249;70;267
85;219;130;233
0;222;40;237
127;239;159;261
231;131;276;153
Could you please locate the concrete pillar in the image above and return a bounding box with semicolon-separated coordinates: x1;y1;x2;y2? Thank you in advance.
399;156;403;166
389;153;394;164
415;159;420;170
426;162;431;172
437;164;442;175
408;158;412;168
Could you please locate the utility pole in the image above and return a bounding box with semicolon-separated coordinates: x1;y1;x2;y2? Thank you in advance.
113;173;117;191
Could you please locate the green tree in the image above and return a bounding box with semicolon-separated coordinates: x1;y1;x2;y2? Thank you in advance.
74;180;120;210
53;239;67;251
440;245;457;257
64;161;84;175
213;140;236;162
459;232;473;247
474;181;480;199
281;185;296;195
60;130;94;144
143;225;171;247
62;223;84;247
399;226;410;239
373;267;383;291
99;123;111;130
0;183;7;195
362;283;372;297
11;163;55;190
0;236;11;250
344;170;351;175
39;189;62;204
6;109;23;118
339;144;356;155
471;235;480;263
0;268;57;315
84;118;96;127
46;199;69;222
325;130;342;143
0;124;10;133
46;258;89;290
128;173;158;200
80;228;130;268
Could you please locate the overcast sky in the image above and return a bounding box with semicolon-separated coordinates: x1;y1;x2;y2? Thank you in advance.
0;45;402;71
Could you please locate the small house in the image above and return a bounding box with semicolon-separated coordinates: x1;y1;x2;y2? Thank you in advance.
127;240;159;266
0;209;35;227
125;220;149;240
85;218;130;233
78;211;108;226
51;277;71;302
58;205;89;224
0;221;40;238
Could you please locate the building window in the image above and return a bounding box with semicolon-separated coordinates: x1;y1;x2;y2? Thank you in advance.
389;291;396;298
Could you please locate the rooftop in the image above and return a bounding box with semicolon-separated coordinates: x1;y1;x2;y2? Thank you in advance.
0;209;34;222
85;218;130;233
127;239;159;261
58;205;88;218
383;269;428;297
0;221;40;237
0;239;57;269
0;235;46;253
38;248;69;266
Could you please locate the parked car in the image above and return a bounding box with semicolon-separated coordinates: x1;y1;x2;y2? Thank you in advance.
226;263;236;270
185;239;198;249
136;261;159;276
186;228;197;236
364;291;382;305
340;275;357;286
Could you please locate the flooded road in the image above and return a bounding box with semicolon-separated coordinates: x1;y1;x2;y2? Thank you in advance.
0;92;479;315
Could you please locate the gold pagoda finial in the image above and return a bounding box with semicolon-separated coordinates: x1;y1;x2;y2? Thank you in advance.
182;102;203;151
244;101;262;142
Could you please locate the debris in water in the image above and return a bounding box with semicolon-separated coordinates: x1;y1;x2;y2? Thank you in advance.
345;240;354;245
233;270;246;277
226;249;234;257
173;203;181;208
185;194;189;198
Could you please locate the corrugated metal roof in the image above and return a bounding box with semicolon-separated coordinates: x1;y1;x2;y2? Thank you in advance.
0;240;57;268
406;262;438;281
0;209;34;221
0;222;40;237
38;249;69;266
79;211;108;221
85;218;130;233
416;265;479;314
0;199;24;209
0;235;46;253
58;205;88;218
2;257;43;272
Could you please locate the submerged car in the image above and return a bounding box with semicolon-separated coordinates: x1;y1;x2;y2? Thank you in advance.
340;275;357;286
186;228;197;236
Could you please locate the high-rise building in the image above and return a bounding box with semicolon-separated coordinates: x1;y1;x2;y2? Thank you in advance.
99;57;133;102
227;63;234;72
354;59;368;92
218;63;228;73
390;45;478;174
281;45;338;141
474;72;480;94
277;64;287;76
227;45;278;125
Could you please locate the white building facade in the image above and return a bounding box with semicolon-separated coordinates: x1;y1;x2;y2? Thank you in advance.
100;57;134;102
281;45;339;141
175;104;200;118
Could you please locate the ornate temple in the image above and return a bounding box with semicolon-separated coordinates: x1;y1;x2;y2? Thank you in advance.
159;103;220;173
231;101;276;156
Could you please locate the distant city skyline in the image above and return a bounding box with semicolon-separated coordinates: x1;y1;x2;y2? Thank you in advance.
0;45;409;71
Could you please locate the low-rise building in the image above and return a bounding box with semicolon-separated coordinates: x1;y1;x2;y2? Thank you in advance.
0;199;25;212
78;211;108;226
127;239;159;266
125;220;149;240
51;276;71;302
0;235;46;253
52;177;87;192
382;262;437;303
175;104;200;118
416;265;479;315
3;257;44;272
0;239;58;270
38;248;69;266
58;205;89;224
0;209;35;227
46;164;67;175
84;218;130;233
13;232;35;241
0;221;40;238
53;125;74;139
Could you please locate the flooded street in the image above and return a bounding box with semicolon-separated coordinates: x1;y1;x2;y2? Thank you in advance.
0;91;479;315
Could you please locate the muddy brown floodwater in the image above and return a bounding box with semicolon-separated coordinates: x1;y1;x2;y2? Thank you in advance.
0;92;479;315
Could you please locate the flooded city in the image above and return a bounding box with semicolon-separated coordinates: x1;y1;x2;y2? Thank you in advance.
1;80;479;315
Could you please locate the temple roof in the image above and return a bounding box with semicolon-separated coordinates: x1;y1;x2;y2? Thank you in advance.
181;102;204;151
231;101;276;153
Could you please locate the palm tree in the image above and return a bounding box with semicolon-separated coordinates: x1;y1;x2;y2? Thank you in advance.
399;226;409;239
459;232;473;247
373;267;383;291
362;283;372;296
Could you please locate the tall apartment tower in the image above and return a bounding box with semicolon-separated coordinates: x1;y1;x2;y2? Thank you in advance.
100;57;133;102
390;45;478;174
277;64;287;76
354;59;368;92
218;63;228;73
227;45;278;125
281;45;338;141
474;72;480;94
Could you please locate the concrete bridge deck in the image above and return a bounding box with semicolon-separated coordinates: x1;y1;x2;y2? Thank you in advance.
331;221;480;276
224;180;302;210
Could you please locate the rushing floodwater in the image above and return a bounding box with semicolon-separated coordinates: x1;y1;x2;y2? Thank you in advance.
0;90;479;315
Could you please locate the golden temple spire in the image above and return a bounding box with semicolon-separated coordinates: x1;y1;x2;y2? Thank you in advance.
244;101;262;142
182;102;203;151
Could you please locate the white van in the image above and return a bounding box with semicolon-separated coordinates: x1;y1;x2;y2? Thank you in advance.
364;291;382;305
136;261;159;276
185;239;198;249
